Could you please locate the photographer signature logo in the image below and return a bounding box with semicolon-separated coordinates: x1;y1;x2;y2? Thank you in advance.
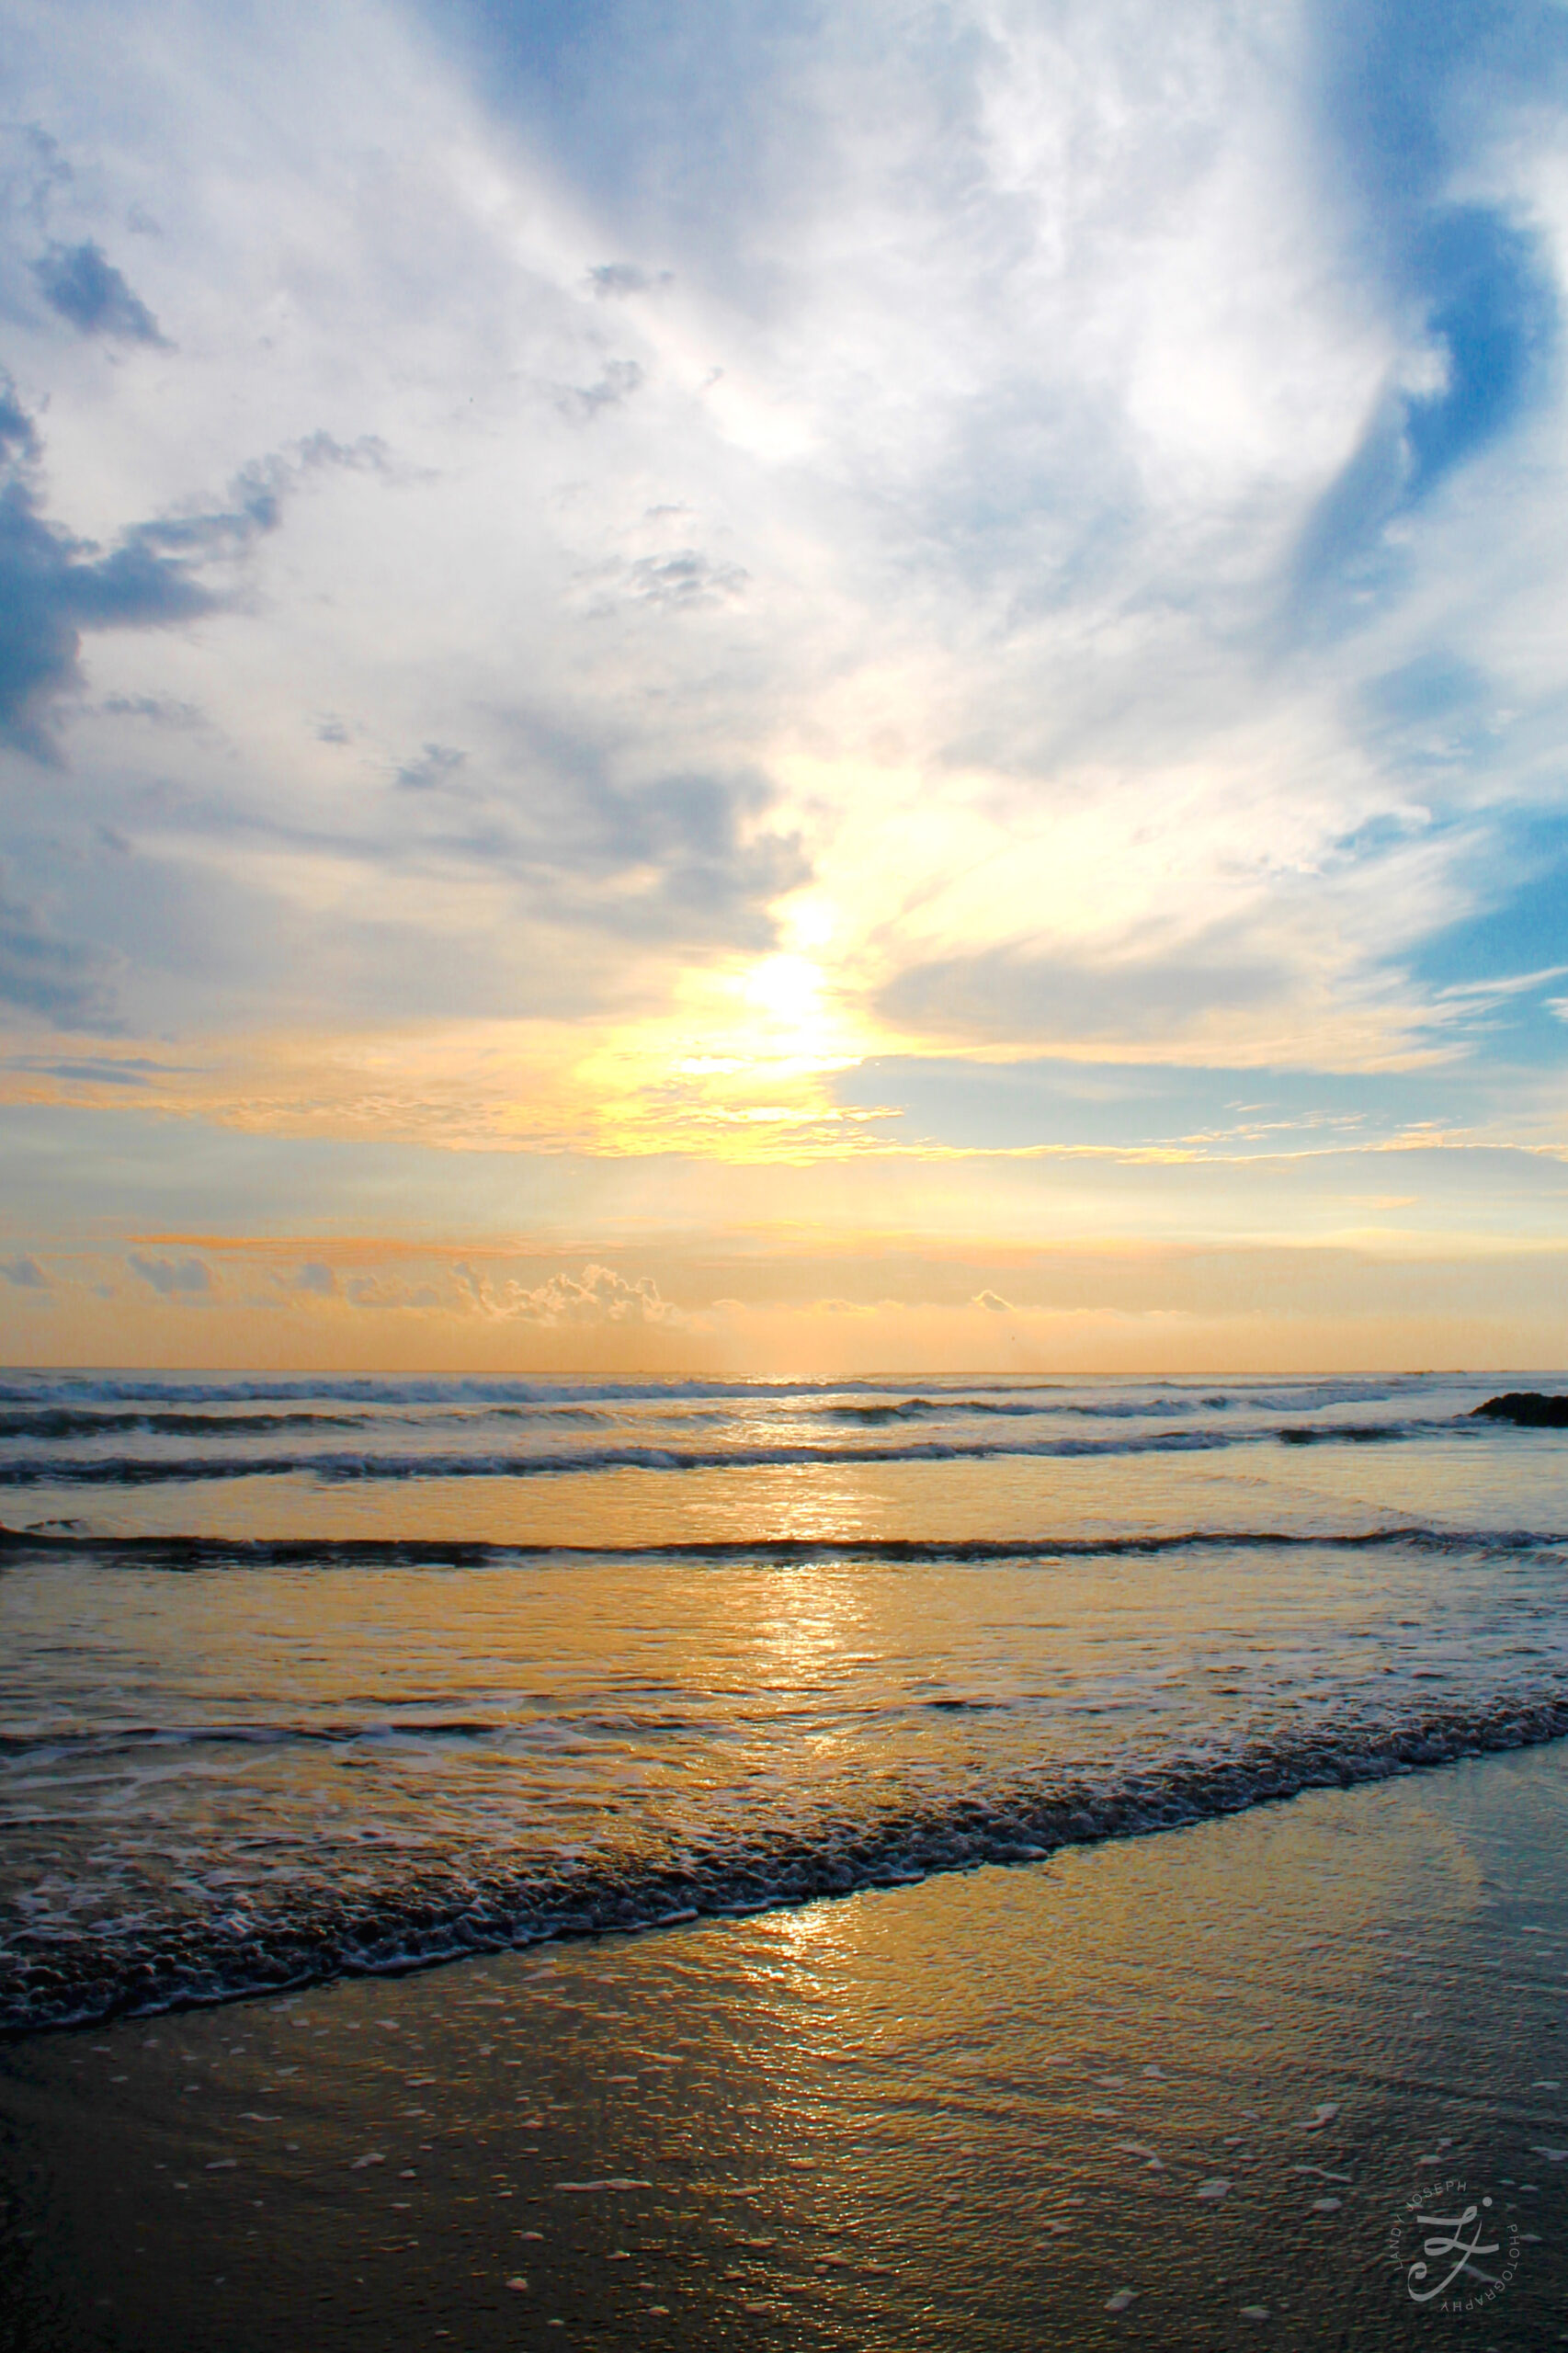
1386;2177;1524;2313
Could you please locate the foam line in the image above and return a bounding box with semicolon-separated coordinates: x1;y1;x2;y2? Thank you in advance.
4;1687;1565;2035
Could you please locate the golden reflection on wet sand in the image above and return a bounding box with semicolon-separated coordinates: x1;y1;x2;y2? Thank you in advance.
6;1745;1567;2349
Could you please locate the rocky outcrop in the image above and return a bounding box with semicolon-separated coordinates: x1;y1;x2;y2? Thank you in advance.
1471;1392;1568;1428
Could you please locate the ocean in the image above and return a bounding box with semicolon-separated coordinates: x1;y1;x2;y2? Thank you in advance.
4;1365;1567;2040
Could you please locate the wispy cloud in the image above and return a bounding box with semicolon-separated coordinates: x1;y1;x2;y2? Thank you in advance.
0;383;381;759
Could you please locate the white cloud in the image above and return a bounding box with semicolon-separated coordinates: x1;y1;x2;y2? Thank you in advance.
457;1262;678;1326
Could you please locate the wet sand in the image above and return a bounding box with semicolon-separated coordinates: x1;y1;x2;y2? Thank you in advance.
6;1745;1568;2351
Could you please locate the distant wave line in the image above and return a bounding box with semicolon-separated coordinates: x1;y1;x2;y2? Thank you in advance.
0;1409;374;1440
0;1421;1471;1488
0;1393;1432;1442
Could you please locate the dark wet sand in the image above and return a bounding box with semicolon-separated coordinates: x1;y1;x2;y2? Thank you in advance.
6;1746;1568;2352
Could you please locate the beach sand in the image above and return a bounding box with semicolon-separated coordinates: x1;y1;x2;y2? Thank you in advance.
5;1745;1568;2351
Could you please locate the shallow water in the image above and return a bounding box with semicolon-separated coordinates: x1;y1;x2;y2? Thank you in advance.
3;1368;1567;2029
6;1744;1568;2350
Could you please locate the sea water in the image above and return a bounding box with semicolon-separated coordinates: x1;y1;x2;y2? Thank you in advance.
2;1368;1566;2032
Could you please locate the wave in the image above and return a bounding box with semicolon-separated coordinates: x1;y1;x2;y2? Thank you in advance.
0;1420;1466;1489
0;1408;372;1440
824;1398;1474;1432
819;1394;1210;1424
0;1404;616;1440
0;1716;509;1758
0;1394;1443;1447
4;1687;1565;2034
3;1522;1562;1569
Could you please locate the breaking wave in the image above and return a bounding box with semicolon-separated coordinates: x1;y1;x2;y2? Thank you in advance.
3;1522;1564;1568
4;1688;1565;2035
0;1409;371;1440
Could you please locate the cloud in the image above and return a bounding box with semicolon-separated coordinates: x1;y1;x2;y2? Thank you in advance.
832;1051;1499;1155
394;742;467;790
622;551;748;609
0;1054;153;1084
292;430;394;477
1312;0;1568;240
0;885;119;1027
0;123;74;236
343;1273;440;1308
876;943;1287;1050
1400;209;1556;502
3;0;1568;1200
587;263;671;299
1290;207;1558;606
553;358;644;419
291;1260;338;1295
97;693;207;729
458;1262;677;1325
0;1254;49;1287
441;731;809;949
30;239;168;345
128;1251;213;1295
1286;0;1565;606
0;388;257;755
0;390;388;754
0;382;39;467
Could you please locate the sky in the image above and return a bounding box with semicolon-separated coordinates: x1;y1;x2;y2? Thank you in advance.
3;0;1568;1372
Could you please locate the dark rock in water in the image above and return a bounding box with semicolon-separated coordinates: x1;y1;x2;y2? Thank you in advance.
1471;1392;1568;1428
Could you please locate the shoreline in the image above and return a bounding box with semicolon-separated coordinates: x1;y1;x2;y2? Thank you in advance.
6;1742;1568;2348
7;1691;1568;2039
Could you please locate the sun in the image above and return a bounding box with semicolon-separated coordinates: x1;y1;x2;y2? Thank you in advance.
740;954;830;1043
